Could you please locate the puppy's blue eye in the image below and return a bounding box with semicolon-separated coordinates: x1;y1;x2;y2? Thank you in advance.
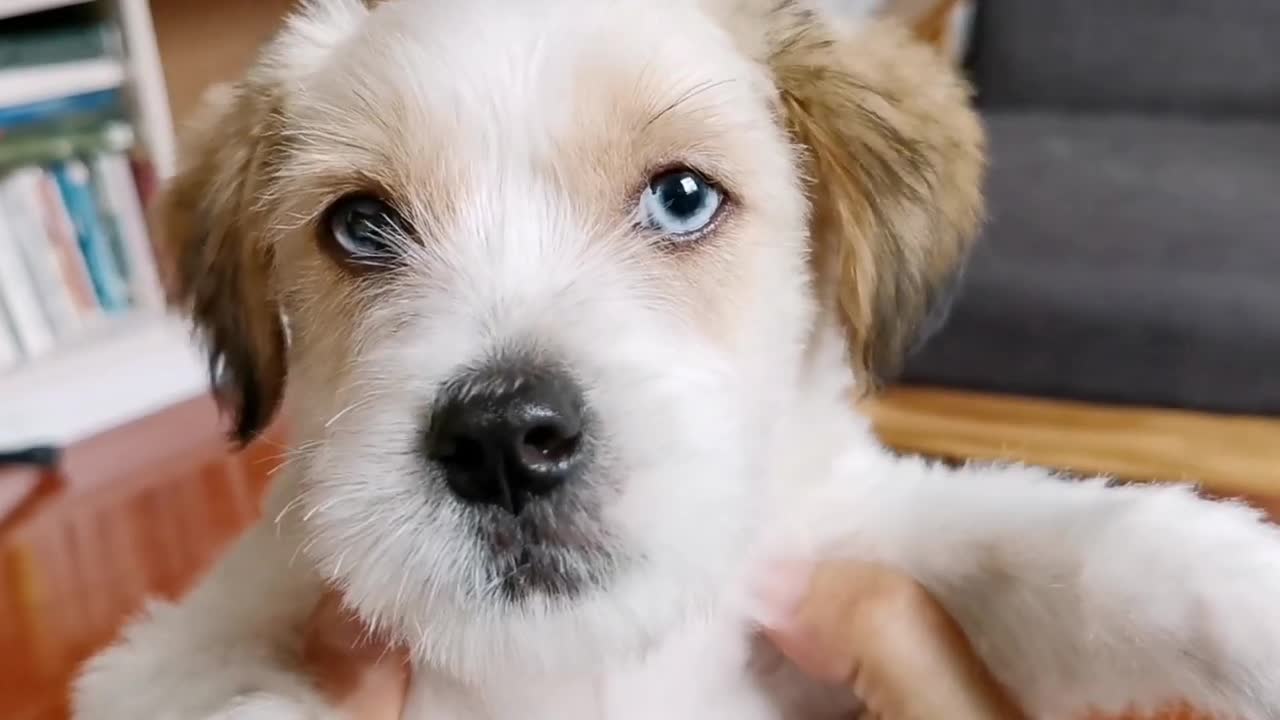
639;169;723;239
323;194;407;267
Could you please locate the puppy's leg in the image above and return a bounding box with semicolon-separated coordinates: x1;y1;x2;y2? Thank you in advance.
801;451;1280;719
72;503;331;720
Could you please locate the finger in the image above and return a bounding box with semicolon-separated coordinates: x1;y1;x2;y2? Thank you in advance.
755;558;886;685
760;560;1026;720
303;591;411;720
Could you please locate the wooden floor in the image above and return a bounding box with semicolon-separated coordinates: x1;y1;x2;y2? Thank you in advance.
867;386;1280;503
0;398;282;720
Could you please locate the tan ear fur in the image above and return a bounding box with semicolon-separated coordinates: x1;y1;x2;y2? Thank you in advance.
155;82;287;444
724;1;986;387
155;2;368;443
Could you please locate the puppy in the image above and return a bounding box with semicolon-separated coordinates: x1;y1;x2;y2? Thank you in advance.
73;1;1280;718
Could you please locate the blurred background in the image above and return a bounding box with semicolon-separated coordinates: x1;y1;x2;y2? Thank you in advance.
0;1;1275;718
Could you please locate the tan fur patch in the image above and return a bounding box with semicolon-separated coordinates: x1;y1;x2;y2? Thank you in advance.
710;1;986;386
554;54;786;346
778;16;985;386
155;81;289;443
775;14;984;386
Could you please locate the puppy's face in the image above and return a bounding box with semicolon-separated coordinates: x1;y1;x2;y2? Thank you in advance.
161;0;982;679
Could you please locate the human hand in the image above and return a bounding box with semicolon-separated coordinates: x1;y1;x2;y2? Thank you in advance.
756;559;1028;720
301;563;1025;720
301;591;410;720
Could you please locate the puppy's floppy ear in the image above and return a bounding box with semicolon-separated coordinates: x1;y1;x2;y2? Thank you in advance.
155;82;287;444
155;0;370;444
728;2;986;386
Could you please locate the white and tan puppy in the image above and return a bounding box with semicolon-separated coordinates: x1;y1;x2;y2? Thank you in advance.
73;1;1280;718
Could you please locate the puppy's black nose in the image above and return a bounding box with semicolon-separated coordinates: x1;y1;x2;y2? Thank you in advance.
425;364;586;514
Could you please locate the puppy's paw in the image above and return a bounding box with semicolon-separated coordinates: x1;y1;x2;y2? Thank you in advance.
74;659;333;720
75;659;333;720
71;600;332;720
204;693;334;720
1085;486;1280;719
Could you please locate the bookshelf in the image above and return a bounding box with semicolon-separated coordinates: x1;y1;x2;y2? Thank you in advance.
0;0;204;450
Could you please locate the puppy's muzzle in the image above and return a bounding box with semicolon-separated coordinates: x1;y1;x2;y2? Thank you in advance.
425;361;588;515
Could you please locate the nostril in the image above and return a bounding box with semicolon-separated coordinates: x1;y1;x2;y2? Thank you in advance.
519;422;581;468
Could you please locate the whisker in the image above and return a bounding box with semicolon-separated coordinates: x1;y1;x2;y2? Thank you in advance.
324;394;376;428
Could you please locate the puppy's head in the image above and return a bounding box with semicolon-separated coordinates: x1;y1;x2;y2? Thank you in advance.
161;0;982;679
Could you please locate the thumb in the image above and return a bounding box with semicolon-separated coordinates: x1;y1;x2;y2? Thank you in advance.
302;591;411;719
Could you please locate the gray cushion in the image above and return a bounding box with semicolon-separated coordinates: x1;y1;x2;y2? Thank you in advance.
901;112;1280;414
969;0;1280;116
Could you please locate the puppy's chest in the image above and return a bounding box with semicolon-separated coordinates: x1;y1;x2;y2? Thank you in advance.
401;618;857;719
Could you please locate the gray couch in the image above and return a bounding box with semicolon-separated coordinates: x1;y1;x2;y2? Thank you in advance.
902;0;1280;415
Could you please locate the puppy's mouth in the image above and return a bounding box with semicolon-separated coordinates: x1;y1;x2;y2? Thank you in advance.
473;494;621;603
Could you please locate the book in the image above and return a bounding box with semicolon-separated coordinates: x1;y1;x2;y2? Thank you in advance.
0;167;81;338
0;203;55;357
0;89;122;136
51;158;130;313
129;155;158;209
33;167;100;319
86;156;133;313
0;119;133;169
0;95;124;144
0;20;121;70
0;298;20;371
92;152;163;309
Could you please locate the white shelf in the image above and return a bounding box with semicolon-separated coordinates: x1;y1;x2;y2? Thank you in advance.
0;314;209;448
0;0;91;22
0;57;126;109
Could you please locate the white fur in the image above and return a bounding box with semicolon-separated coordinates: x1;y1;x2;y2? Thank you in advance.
73;1;1280;719
75;347;1280;719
